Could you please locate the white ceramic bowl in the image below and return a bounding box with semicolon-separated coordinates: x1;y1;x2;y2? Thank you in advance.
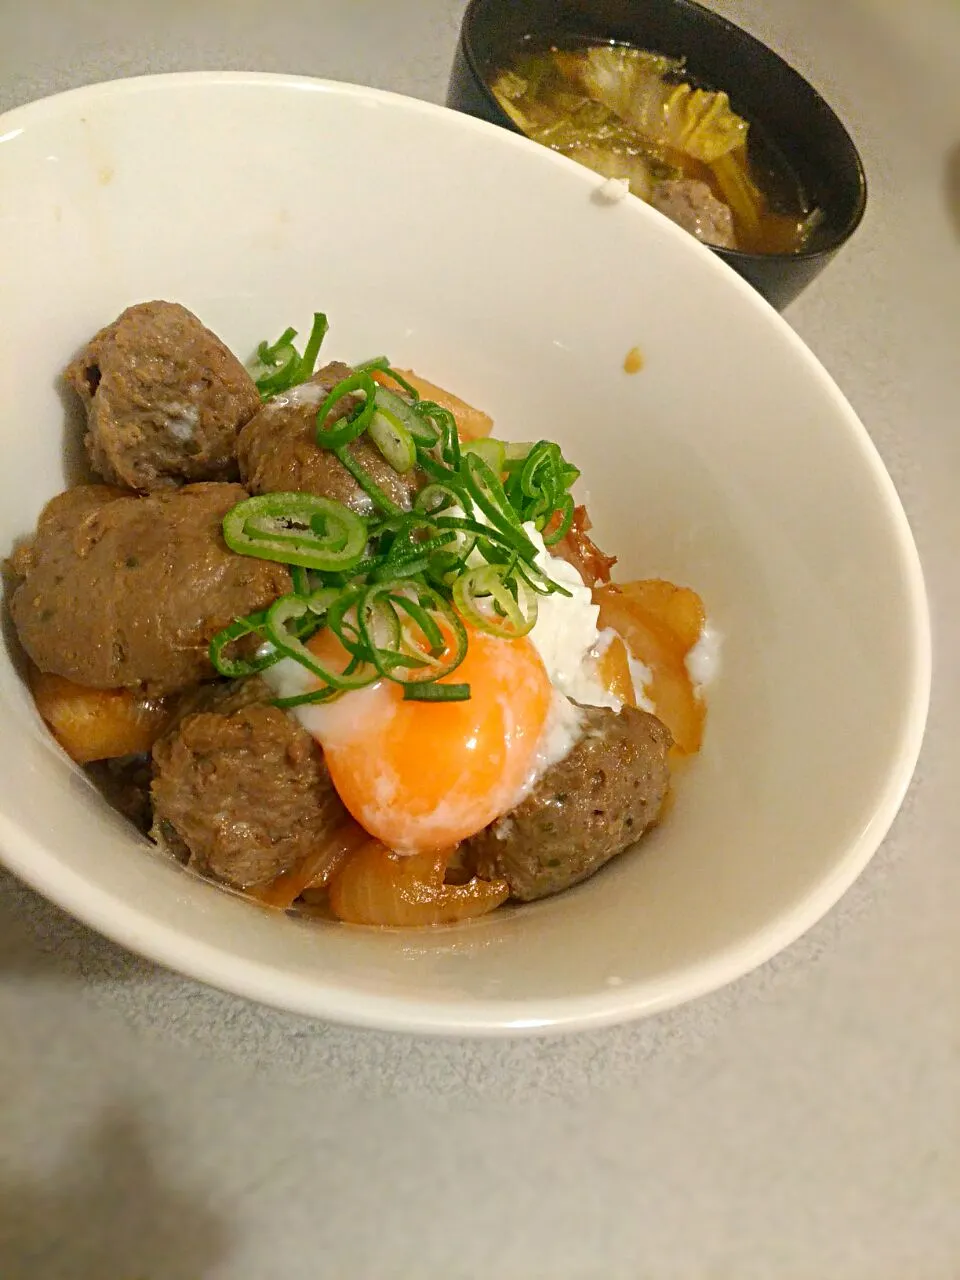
0;73;929;1035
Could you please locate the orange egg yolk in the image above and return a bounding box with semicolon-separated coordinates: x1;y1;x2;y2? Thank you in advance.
302;624;552;852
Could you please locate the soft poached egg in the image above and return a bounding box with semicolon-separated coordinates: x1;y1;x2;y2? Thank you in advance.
263;526;622;853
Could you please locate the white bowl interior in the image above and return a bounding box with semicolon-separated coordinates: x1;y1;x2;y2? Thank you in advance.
0;75;929;1032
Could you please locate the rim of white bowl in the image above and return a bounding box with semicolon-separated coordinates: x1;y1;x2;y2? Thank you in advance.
0;72;932;1036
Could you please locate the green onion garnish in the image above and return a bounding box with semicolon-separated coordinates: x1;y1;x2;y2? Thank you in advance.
315;371;378;449
207;609;279;678
332;444;404;518
356;581;467;685
403;683;471;703
461;437;506;474
264;594;373;692
214;312;586;703
368;407;417;474
373;386;435;446
222;493;368;572
250;313;329;399
453;563;538;638
297;313;329;384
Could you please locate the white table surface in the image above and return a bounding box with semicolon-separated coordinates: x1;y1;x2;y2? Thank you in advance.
1;2;958;1276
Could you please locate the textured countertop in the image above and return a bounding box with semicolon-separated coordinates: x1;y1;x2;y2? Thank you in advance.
1;2;958;1277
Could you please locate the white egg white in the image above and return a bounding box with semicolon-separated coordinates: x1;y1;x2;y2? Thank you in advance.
521;522;621;713
260;516;719;844
685;621;723;693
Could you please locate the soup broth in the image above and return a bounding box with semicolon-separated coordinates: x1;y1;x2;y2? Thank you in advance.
488;42;820;255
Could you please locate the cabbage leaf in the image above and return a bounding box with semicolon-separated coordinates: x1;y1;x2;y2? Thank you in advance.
568;47;750;164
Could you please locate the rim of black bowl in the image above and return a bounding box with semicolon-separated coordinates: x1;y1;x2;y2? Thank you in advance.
459;0;868;266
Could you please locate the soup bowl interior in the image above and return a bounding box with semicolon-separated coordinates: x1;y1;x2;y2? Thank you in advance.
0;74;926;1034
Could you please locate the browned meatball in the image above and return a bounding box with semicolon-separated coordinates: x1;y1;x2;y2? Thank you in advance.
151;677;349;890
237;361;421;515
10;483;289;695
463;704;672;901
65;301;261;491
650;179;737;249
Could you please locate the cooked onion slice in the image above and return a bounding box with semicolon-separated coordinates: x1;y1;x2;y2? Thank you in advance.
328;841;509;927
616;579;705;651
597;634;637;706
594;581;706;755
250;819;370;910
552;505;617;587
28;666;171;763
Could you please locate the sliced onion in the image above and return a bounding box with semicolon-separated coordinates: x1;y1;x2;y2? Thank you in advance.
250;820;370;910
328;841;509;927
616;579;705;653
596;635;636;706
29;666;172;764
594;583;705;755
551;505;618;587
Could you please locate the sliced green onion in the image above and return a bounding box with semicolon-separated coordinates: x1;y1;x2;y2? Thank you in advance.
417;401;461;467
315;371;378;449
511;441;582;533
462;451;526;539
415;453;474;508
273;686;342;710
542;493;575;546
402;682;471;702
513;555;572;599
368;408;417;473
374;386;436;446
354;358;422;402
333;445;404;518
560;462;581;489
357;580;467;685
322;589;369;662
461;437;506;474
208;609;281;678
220;313;596;708
355;582;426;679
453;563;539;638
297;312;329;382
504;441;534;462
355;588;411;676
519;441;562;521
415;481;462;516
371;551;432;581
223;493;368;571
432;513;534;562
424;549;464;591
372;531;459;582
385;369;422;402
265;595;373;691
260;327;297;360
354;355;391;373
408;499;477;563
254;343;300;396
392;592;446;654
303;586;341;617
519;441;558;495
250;315;330;398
